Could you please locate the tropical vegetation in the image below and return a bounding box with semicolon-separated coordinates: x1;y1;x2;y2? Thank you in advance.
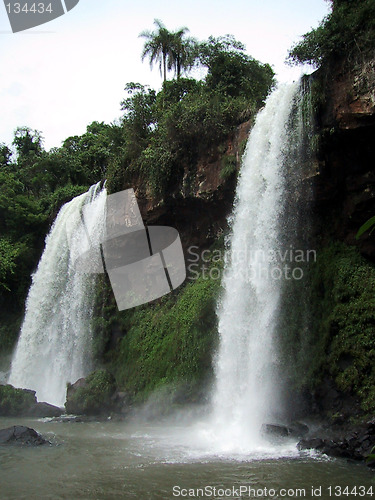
288;0;375;67
0;23;275;355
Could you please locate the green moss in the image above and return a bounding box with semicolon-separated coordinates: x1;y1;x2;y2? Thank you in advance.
65;369;116;415
0;384;36;416
278;239;375;414
310;241;375;412
220;155;237;180
106;274;221;402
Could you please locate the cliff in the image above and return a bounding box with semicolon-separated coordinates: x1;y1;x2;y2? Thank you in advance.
124;119;252;251
306;54;375;420
314;55;375;256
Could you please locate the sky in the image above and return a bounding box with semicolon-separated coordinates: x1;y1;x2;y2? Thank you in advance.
0;0;330;151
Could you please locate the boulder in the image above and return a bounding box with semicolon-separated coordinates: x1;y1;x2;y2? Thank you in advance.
0;426;48;446
0;384;37;416
261;424;292;438
289;421;309;438
27;402;63;418
65;370;116;415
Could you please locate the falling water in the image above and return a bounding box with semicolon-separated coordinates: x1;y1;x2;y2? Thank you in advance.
211;81;311;452
8;183;107;407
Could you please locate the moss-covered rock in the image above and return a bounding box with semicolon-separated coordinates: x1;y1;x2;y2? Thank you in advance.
0;384;37;416
106;273;220;404
303;241;375;415
65;369;116;415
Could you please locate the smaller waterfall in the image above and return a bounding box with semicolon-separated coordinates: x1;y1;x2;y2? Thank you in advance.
210;81;309;452
8;184;107;407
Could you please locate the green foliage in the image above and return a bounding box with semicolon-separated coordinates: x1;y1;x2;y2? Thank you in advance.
309;241;375;412
0;238;21;291
65;369;116;415
60;121;120;186
220;155;237;180
140;19;197;81
13;126;43;163
199;35;275;103
0;313;22;353
0;117;119;324
0;384;36;416
107;31;274;197
367;445;375;463
99;273;221;402
356;216;375;240
0;143;12;167
288;0;375;67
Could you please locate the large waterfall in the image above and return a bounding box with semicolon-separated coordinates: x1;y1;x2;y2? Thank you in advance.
8;184;107;407
210;81;311;452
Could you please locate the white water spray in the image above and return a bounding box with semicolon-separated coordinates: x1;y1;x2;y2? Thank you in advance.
9;184;107;407
210;82;303;452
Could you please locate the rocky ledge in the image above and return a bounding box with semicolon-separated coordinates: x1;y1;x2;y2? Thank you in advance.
297;419;375;467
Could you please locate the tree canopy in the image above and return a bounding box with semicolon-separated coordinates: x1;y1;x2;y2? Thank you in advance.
288;0;375;67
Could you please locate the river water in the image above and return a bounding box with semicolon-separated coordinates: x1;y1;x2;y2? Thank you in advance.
0;416;374;499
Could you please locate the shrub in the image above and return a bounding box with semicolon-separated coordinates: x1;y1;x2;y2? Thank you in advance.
288;0;375;67
0;385;36;416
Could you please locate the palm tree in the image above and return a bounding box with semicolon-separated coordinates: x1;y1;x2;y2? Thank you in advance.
168;29;197;79
139;19;174;82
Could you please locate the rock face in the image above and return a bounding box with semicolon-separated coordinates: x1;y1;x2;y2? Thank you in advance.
26;402;63;418
0;426;48;446
313;56;375;257
130;120;252;252
261;422;310;440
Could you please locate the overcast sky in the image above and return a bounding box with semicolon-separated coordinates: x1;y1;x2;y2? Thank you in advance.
0;0;330;151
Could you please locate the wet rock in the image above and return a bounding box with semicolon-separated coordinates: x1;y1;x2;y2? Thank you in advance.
261;424;292;438
0;426;48;446
289;421;309;438
297;419;375;466
298;438;325;451
27;402;63;418
111;391;130;414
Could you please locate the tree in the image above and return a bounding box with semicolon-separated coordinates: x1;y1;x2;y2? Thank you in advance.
0;144;12;168
288;0;375;67
12;126;43;162
139;19;174;82
199;35;275;103
168;29;197;79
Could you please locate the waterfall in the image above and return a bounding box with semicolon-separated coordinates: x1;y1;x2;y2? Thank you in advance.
210;81;311;452
8;183;107;407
